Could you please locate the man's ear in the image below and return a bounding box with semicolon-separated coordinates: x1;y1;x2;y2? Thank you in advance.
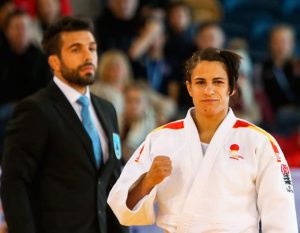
48;55;60;72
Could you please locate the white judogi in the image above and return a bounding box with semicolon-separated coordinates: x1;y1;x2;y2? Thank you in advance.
108;108;298;233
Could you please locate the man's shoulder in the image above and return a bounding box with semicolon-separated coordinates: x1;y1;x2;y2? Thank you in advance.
25;83;53;102
15;83;56;113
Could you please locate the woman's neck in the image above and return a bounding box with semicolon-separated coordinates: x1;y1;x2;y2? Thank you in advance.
192;109;228;143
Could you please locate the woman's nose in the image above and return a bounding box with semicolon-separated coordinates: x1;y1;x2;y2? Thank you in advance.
203;84;214;94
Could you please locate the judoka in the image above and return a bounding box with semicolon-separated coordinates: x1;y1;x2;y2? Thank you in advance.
108;48;298;233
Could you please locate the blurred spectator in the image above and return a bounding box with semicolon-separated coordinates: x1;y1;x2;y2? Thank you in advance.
229;73;261;124
91;49;133;118
120;82;157;162
0;9;51;160
12;0;72;17
94;0;141;53
183;0;223;23
0;0;14;48
36;0;60;31
193;21;225;51
228;38;261;124
138;0;166;23
254;24;300;135
31;0;62;45
130;18;174;97
70;0;102;18
228;38;253;80
165;1;196;105
91;49;176;126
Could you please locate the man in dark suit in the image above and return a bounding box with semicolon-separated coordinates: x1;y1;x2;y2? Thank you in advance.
0;16;128;233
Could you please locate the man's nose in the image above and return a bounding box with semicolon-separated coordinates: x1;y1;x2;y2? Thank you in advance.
83;48;93;61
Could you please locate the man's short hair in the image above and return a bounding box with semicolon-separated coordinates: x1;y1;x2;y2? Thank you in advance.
42;16;95;56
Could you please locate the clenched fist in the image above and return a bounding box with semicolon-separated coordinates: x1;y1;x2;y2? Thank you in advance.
126;156;172;209
144;156;172;188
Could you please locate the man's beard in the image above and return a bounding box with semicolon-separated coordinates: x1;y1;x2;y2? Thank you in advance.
60;61;96;86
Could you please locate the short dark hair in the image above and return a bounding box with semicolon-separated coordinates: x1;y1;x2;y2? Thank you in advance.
42;16;95;56
185;47;241;94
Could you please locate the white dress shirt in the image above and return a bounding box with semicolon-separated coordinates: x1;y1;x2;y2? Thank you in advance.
53;76;109;163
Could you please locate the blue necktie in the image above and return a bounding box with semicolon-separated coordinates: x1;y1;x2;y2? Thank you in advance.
77;96;102;168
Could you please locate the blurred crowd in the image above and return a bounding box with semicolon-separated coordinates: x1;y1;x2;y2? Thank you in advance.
1;0;300;166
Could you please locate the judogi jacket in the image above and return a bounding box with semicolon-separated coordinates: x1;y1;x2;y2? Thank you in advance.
108;108;298;233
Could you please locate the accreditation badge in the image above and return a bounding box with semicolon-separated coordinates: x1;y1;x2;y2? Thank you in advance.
112;133;122;160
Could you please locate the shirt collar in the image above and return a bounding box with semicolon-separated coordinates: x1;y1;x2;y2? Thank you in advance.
53;76;91;105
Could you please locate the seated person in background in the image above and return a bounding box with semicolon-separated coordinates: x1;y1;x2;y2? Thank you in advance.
164;1;197;115
94;0;141;54
227;38;261;124
129;17;174;96
91;49;176;126
254;24;300;136
193;21;225;52
120;82;157;163
91;49;133;119
0;9;51;160
182;0;223;23
31;0;63;44
0;9;51;104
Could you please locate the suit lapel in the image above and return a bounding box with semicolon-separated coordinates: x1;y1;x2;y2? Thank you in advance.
48;82;98;169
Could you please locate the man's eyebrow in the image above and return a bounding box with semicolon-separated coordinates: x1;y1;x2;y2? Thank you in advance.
67;43;81;49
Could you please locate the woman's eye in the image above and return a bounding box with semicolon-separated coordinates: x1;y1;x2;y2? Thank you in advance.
214;81;223;84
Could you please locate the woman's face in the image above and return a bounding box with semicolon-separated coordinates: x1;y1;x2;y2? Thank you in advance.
103;58;127;86
37;0;60;25
169;6;191;33
186;60;232;118
124;88;146;121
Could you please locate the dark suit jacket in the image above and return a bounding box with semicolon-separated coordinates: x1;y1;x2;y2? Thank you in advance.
260;59;300;112
0;82;128;233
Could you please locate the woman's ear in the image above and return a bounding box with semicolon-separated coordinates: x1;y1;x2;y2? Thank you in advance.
230;89;236;96
230;85;237;96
